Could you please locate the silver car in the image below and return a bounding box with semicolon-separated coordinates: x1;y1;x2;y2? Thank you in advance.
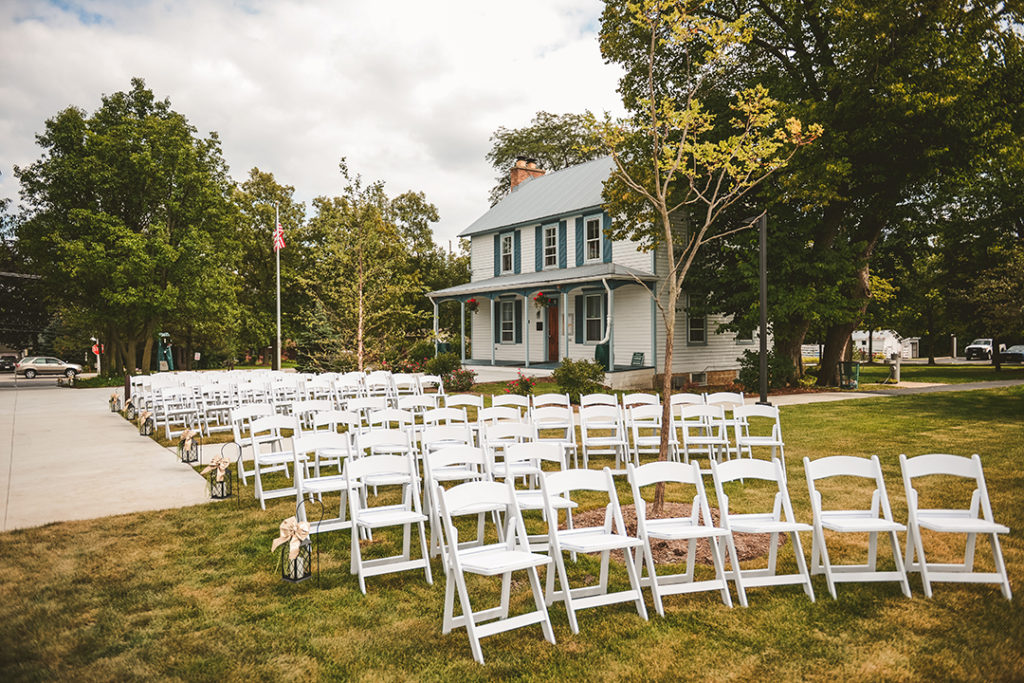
15;356;83;379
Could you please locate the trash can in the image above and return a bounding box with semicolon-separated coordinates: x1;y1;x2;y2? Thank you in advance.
436;342;451;354
837;361;861;389
594;342;610;371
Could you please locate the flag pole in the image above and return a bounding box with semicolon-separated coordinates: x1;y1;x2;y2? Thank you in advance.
275;202;282;371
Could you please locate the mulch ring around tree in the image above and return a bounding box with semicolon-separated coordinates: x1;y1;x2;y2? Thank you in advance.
567;502;786;566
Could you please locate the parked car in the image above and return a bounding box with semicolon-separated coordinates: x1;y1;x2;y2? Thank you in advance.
964;338;994;360
14;356;83;379
0;354;17;372
999;345;1024;364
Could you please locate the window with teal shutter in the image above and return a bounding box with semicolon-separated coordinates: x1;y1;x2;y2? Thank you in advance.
493;234;500;277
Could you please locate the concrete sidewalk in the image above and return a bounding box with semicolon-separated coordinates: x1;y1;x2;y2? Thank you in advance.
0;381;210;532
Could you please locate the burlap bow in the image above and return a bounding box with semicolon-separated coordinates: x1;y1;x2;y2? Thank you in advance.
271;516;310;561
110;391;118;402
179;429;195;452
140;410;153;423
200;455;231;482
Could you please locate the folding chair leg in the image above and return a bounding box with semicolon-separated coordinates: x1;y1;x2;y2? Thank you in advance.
721;535;744;608
790;531;815;602
622;543;649;621
888;530;912;597
991;534;1013;600
525;566;556;644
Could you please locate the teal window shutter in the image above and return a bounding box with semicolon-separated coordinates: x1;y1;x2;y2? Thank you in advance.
535;225;543;270
513;230;521;274
514;299;523;343
493;234;500;277
602;213;613;263
575;217;584;266
601;293;608;336
494;301;501;341
558;220;567;268
574;295;584;343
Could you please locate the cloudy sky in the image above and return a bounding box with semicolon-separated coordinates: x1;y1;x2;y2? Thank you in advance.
0;0;625;245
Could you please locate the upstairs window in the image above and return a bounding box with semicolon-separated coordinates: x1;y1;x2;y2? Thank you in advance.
543;224;558;268
501;233;513;273
585;217;601;261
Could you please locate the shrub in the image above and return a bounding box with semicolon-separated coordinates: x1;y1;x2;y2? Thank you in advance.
552;358;606;403
406;340;436;364
505;371;536;396
446;367;476;392
737;349;794;392
425;352;461;377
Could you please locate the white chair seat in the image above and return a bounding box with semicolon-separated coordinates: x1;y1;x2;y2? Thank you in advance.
302;475;348;494
644;517;731;541
364;473;413;487
820;511;906;533
256;451;301;466
739;436;783;447
916;511;1009;535
459;544;552;576
729;516;813;534
515;491;576;511
492;462;542;479
558;528;643;553
356;506;428;529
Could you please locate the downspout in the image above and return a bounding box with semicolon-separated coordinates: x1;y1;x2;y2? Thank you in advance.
598;278;612;344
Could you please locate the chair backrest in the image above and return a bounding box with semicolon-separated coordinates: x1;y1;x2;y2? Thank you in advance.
354;428;411;455
293;432;351;461
622;392;659;409
705;391;744;411
311;410;361;433
418;374;445;395
580;393;618;409
345;397;389;420
426;445;490;475
422;407;469;426
710;457;796;527
231;403;275;438
289;399;335;417
504;442;566;469
483;421;535;447
532;405;574;428
542;468;626;535
628;404;664;423
628;459;703;490
733;404;780;421
899;453;993;519
670;392;706;406
679;404;724;421
579;404;623;435
392;373;419;393
421;424;474;450
345;453;420;505
436;480;526;556
478;406;522;425
397;394;438;413
803;454;895;520
532;392;570;409
445;393;483;410
250;414;299;439
491;394;531;415
368;408;415;430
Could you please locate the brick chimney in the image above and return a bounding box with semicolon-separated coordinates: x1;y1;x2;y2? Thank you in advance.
510;156;545;190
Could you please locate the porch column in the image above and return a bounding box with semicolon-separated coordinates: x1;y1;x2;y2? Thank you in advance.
432;300;439;356
562;291;568;361
608;287;615;370
490;298;496;366
524;295;530;368
460;300;466;363
650;296;657;370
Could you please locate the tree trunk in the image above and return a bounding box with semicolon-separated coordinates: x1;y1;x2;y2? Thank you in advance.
653;285;678;515
125;338;138;374
818;322;857;385
993;335;1002;372
356;249;365;372
867;327;874;364
773;317;810;382
141;325;156;374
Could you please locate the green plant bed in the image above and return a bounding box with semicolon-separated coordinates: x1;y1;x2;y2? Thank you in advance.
73;374;128;388
855;363;1024;385
2;387;1023;679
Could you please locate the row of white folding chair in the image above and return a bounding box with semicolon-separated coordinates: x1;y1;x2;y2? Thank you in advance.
805;453;1011;600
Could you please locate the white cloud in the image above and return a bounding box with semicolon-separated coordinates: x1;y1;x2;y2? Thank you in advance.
0;0;624;244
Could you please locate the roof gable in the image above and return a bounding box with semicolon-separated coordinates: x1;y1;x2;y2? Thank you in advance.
460;156;614;237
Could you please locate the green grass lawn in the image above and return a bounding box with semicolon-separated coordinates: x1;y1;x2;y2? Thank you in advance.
854;363;1024;387
2;387;1023;680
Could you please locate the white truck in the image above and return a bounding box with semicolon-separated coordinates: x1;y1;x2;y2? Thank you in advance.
964;338;994;360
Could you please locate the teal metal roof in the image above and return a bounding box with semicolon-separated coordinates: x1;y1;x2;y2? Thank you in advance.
427;262;657;301
459;156;615;237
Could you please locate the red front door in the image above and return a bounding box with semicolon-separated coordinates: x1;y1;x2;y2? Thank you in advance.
547;305;559;362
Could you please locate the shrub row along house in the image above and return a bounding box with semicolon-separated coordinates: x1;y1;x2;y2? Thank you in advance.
428;157;757;390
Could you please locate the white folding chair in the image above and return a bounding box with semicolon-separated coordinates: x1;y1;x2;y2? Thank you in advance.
622;392;659;409
579;404;629;471
424;445;492;563
345;453;432;594
705;391;746;459
437;479;555;664
293;432;352;536
531;405;578;467
627;403;677;464
900;453;1011;600
482;422;536;479
532;392;571;411
734;404;785;465
710;457;815;604
230;403;275;485
418;374;445;396
478;405;524;426
804;455;911;599
250;414;304;510
541;467;648;633
503;442;576;552
491;394;530;417
677;404;730;465
627;460;736;616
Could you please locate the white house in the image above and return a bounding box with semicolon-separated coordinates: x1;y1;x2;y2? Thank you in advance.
427;157;755;390
850;330;916;359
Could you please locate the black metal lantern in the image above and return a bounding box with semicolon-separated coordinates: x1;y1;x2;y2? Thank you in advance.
281;538;313;583
178;431;199;464
124;399;137;421
139;413;155;436
210;465;232;499
109;393;121;413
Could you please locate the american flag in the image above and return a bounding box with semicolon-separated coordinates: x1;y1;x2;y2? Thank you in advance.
273;222;286;251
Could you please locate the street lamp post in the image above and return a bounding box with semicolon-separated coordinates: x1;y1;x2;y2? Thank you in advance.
757;213;770;406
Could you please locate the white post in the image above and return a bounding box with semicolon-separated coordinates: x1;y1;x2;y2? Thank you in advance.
490;298;496;366
460;301;466;363
524;295;530;368
608;288;615;370
432;300;439;356
275;202;282;372
91;336;100;375
562;291;568;362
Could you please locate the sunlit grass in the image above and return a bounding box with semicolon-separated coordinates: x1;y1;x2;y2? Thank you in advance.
1;387;1022;680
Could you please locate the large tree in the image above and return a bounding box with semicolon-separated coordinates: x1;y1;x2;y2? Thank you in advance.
14;78;238;374
685;0;1024;384
486;111;603;205
595;0;819;509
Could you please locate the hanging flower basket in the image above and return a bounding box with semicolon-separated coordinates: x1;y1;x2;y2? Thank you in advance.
465;298;479;313
533;292;557;309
